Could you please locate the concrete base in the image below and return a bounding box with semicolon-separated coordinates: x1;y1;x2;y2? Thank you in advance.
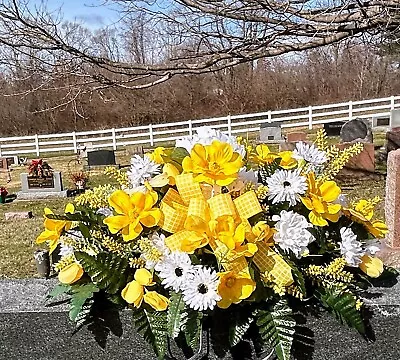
0;279;400;359
17;190;68;199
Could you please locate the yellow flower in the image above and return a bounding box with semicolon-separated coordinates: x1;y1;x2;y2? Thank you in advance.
58;262;83;284
104;190;161;241
359;255;383;278
146;147;166;164
278;151;297;169
217;270;256;309
182;140;242;186
301;172;341;226
143;291;169;311
36;203;75;253
121;269;168;310
246;221;275;245
249;144;278;165
163;163;180;186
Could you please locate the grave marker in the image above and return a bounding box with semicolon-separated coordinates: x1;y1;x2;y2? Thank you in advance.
340;118;373;143
87;150;116;167
259;123;282;142
390;109;400;129
324;121;345;136
17;172;67;199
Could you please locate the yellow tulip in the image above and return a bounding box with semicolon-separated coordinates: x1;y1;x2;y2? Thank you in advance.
182;140;242;186
359;255;383;278
121;280;144;307
278;151;297;169
143;291;169;311
301;172;341;226
217;271;256;309
104;190;162;241
134;268;155;286
163;163;180;186
36;204;75;253
58;263;83;284
146;147;166;164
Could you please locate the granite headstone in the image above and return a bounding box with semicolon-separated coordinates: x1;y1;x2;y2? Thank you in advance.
390;109;400;129
324;121;345;136
17;171;67;199
340;119;373;143
87;150;116;167
259;123;282;142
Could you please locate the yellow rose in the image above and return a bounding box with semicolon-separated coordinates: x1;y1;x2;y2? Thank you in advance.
121;280;144;307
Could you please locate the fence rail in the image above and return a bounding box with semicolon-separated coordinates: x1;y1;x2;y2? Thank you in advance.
0;95;399;157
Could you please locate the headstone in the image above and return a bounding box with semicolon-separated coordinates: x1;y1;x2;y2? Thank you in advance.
337;143;375;174
5;212;33;220
259;123;282;142
372;116;390;128
340;119;373;143
17;172;67;199
130;146;144;156
0;158;9;172
386;127;400;153
385;149;400;248
390;109;400;129
286;132;307;143
324;121;345;136
87;150;116;167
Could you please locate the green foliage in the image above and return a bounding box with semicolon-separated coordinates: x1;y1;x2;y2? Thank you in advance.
182;309;202;350
315;287;366;335
167;292;186;339
47;283;71;299
228;309;254;347
69;283;99;322
132;308;167;359
75;251;130;294
256;299;296;360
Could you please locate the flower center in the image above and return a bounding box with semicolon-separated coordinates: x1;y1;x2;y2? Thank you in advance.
209;162;220;171
175;267;183;277
128;209;139;220
198;283;208;294
226;277;235;288
283;181;291;187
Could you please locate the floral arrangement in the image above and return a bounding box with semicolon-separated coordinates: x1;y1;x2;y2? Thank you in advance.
28;159;53;178
70;171;89;190
0;186;8;196
37;127;396;359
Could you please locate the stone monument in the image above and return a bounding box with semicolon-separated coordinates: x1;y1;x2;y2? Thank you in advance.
259;123;282;142
340;118;373;143
87;150;116;168
390;109;400;129
324;121;346;136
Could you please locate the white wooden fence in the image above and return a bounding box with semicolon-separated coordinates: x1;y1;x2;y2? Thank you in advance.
0;95;399;157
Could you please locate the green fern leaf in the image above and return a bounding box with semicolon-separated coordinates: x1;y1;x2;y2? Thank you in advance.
132;308;167;359
69;283;99;322
256;299;296;360
228;310;254;347
167;292;186;339
315;287;366;335
75;252;130;294
182;309;202;350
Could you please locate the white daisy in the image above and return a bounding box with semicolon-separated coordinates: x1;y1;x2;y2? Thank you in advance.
175;126;245;157
96;207;113;217
339;227;365;267
127;155;160;188
272;210;315;258
182;266;221;311
293;142;327;169
155;252;193;291
266;169;307;206
59;243;74;257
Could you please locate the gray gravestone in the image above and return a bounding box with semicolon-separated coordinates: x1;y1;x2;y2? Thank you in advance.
390;109;400;129
372;116;390;128
340;119;373;143
17;171;67;199
324;121;346;136
259;123;282;142
87;150;116;167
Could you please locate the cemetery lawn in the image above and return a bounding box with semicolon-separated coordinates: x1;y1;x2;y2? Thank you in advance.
0;139;388;278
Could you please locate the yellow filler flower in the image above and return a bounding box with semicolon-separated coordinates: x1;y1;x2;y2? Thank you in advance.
104;190;161;241
182;140;242;186
301;172;341;226
36;203;75;253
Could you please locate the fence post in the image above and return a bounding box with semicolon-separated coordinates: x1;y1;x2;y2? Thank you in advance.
268;110;272;123
149;124;154;146
0;144;2;157
72;132;77;153
348;101;353;120
111;128;117;150
188;120;193;136
391;96;395;110
35;134;40;157
308;106;313;130
227;114;232;136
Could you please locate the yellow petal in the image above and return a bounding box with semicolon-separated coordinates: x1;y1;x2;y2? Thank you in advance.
140;209;161;228
134;268;154;286
327;203;341;214
103;215;131;234
359;255;383;278
121;280;144;307
320;181;341;202
108;190;133;215
309;211;328;227
58;263;83;285
143;291;169;311
64;203;75;214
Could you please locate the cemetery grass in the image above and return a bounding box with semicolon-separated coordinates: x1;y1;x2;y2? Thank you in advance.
0;142;387;278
